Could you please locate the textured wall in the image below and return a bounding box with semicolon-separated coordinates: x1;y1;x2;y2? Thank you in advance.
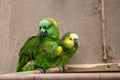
105;0;120;62
0;0;119;73
0;0;11;73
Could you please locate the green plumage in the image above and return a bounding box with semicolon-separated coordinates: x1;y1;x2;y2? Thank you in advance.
22;32;79;71
53;32;79;67
16;18;59;72
21;38;60;71
34;37;60;69
16;18;79;72
16;36;40;72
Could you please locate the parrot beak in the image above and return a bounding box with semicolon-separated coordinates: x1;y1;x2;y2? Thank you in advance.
40;27;47;37
74;39;78;48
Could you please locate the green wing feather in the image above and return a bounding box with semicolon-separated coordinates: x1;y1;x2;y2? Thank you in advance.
16;36;40;72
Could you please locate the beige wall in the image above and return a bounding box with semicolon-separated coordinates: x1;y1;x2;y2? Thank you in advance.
105;0;120;62
0;0;119;73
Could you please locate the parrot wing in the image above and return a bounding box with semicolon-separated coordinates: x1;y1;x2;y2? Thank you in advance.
16;36;40;72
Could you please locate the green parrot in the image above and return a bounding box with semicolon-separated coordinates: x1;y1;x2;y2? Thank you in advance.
22;32;79;72
16;17;60;72
53;32;79;67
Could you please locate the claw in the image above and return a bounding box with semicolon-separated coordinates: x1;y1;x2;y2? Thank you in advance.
37;68;46;73
57;66;64;73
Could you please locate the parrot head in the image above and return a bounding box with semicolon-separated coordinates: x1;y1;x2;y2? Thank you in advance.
61;32;80;53
38;18;59;40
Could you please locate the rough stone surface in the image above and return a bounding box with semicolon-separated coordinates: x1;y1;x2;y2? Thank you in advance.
0;0;119;73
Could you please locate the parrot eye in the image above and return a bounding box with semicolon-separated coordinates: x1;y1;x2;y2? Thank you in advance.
48;25;51;28
39;26;41;29
70;38;72;40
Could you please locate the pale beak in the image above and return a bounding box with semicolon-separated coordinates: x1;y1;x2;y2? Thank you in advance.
40;27;47;37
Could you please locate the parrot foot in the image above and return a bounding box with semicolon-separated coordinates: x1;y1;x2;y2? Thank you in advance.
57;66;64;73
37;68;46;73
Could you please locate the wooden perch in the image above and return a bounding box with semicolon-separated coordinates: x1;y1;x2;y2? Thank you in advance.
3;63;120;74
0;73;120;80
64;63;120;72
1;67;61;75
0;63;120;80
7;63;119;74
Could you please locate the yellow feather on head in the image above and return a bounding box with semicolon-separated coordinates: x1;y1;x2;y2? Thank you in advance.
45;17;58;27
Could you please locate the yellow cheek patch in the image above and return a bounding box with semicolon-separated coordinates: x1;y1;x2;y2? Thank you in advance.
45;17;58;27
57;46;62;55
65;38;74;46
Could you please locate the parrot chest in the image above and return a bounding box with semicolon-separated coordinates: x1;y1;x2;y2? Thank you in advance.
38;40;58;58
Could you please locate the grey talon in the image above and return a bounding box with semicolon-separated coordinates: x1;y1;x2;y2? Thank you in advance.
37;68;46;73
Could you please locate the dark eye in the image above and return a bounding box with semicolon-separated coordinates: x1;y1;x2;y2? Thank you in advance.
39;26;41;29
48;25;51;28
70;38;72;40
